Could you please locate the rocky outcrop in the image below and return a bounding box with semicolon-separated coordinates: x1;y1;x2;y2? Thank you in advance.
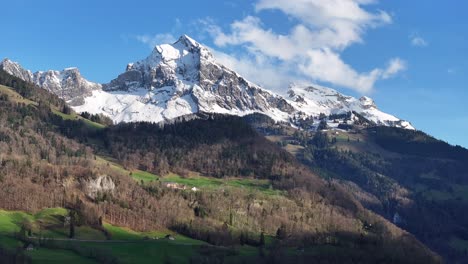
0;59;34;83
82;175;115;200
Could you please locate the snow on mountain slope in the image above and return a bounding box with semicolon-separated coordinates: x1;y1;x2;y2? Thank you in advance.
86;35;294;123
73;88;198;123
1;35;413;130
0;59;101;104
288;85;415;129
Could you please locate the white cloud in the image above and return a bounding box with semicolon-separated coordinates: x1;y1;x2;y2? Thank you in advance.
136;33;176;48
411;35;428;47
203;0;405;94
382;58;407;79
299;48;381;93
255;0;392;50
212;49;295;91
298;49;405;93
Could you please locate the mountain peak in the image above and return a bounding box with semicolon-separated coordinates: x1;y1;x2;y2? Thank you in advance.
170;34;214;61
138;34;214;68
1;58;100;103
1;58;11;65
1;58;20;69
175;34;200;48
0;58;34;83
0;58;17;66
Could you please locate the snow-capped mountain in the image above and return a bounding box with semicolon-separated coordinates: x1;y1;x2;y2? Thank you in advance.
288;85;414;129
0;59;101;104
77;35;294;123
0;35;413;130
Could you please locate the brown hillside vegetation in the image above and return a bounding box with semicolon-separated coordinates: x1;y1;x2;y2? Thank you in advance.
0;69;441;263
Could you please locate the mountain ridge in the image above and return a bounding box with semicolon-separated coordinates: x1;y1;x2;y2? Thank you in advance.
0;35;414;129
0;58;101;104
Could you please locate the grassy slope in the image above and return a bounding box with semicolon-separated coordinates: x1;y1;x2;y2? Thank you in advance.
51;109;105;130
0;199;264;263
95;156;159;183
27;249;97;264
0;208;213;263
0;85;37;105
0;199;278;263
103;223;204;244
96;156;283;196
0;84;104;130
0;209;98;263
90;223;260;264
161;173;283;196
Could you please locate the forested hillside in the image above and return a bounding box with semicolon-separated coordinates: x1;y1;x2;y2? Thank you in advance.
0;69;440;263
246;114;468;263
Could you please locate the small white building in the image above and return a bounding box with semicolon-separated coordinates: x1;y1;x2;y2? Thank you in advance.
164;182;186;190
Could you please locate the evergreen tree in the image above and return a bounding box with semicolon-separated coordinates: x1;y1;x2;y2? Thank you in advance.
276;224;287;240
69;211;75;238
317;119;328;131
260;232;265;246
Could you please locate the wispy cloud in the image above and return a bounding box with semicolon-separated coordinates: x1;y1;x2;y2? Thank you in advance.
410;35;428;47
211;49;296;92
202;0;406;94
134;19;182;48
136;33;176;48
383;58;407;79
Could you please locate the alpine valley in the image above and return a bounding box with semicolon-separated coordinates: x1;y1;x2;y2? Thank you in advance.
0;35;467;264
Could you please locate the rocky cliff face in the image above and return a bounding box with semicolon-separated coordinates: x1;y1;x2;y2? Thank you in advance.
0;59;101;104
82;175;115;200
99;35;295;122
0;59;34;83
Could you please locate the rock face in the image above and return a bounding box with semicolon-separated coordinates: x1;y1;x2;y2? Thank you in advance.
0;35;414;129
0;59;101;104
91;35;295;123
0;59;34;83
83;175;115;200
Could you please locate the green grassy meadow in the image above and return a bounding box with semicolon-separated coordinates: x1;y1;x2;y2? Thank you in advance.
52;109;105;129
161;174;282;195
0;208;226;263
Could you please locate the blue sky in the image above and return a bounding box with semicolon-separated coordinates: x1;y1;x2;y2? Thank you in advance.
1;0;467;147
